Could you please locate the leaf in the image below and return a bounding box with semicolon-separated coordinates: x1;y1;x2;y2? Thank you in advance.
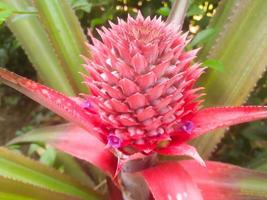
202;59;224;72
247;150;267;171
0;176;80;200
140;162;203;200
156;7;170;17
187;4;204;17
180;160;267;199
33;0;89;93
55;152;95;187
0;68;103;142
70;0;92;13
2;0;75;95
28;143;94;187
39;147;57;166
156;143;205;166
0;10;12;24
8;123;117;177
189;28;216;47
90;6;114;29
0;2;15;25
191;106;267;138
0;2;14;11
91;17;105;28
241;123;267;141
0;147;101;199
28;143;43;156
194;0;267;158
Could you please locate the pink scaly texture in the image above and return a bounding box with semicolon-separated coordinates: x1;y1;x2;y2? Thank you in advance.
83;13;204;152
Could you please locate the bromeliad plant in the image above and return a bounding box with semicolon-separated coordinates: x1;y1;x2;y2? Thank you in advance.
2;12;267;199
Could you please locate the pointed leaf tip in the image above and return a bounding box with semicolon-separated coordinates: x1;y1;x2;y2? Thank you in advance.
0;68;103;142
191;106;267;138
157;144;205;167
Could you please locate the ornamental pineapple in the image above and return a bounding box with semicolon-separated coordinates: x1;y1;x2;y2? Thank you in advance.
83;13;204;153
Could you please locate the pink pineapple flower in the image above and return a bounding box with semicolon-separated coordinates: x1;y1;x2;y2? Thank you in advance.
82;13;204;156
1;13;267;200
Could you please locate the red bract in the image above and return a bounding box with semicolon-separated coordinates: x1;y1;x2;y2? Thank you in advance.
1;13;267;200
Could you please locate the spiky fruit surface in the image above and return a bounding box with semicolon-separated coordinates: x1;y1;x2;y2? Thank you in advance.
83;13;204;152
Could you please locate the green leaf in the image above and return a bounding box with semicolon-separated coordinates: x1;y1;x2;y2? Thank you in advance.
0;176;80;200
0;2;15;25
1;0;75;95
90;6;114;29
28;143;43;156
70;0;92;13
197;0;237;59
192;0;267;158
247;150;267;171
0;147;101;200
33;0;89;93
202;59;224;72
157;7;170;17
241;123;267;141
0;10;12;24
0;2;14;10
27;144;94;186
189;28;215;47
55;152;95;187
90;17;105;28
39;147;56;166
187;4;204;17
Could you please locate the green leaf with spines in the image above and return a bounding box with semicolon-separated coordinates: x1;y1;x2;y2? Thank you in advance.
0;176;80;200
193;0;267;159
55;152;95;187
33;0;89;93
27;144;95;187
0;0;75;95
0;147;101;200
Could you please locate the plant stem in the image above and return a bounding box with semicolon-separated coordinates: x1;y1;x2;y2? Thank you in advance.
119;154;157;200
166;0;189;27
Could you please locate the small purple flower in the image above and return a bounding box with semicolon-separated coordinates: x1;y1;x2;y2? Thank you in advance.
81;100;91;109
181;121;194;134
107;134;122;149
